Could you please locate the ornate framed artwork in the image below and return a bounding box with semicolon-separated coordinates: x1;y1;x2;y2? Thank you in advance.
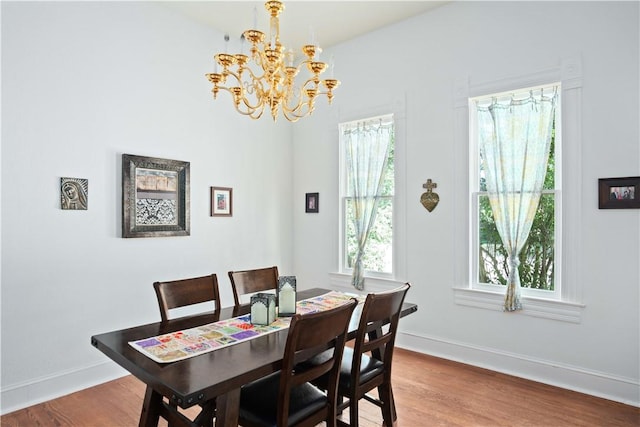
305;192;319;213
211;186;233;216
60;177;88;210
598;176;640;209
122;154;190;238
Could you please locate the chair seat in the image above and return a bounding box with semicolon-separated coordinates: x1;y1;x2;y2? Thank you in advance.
339;347;384;388
306;347;384;391
240;371;328;427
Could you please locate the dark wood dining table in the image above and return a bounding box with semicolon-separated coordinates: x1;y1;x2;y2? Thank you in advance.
91;287;418;427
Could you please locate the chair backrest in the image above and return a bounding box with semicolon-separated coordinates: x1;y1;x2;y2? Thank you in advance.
279;299;358;427
352;283;410;383
227;266;279;307
153;274;221;322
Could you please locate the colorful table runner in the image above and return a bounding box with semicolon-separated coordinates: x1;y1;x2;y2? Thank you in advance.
130;291;359;363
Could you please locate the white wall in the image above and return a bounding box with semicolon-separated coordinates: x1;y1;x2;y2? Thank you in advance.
1;2;293;413
293;1;639;406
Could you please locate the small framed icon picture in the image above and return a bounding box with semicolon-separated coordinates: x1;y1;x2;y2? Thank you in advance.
61;177;88;210
305;192;319;213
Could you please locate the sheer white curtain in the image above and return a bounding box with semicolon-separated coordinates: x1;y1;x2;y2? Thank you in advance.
477;89;557;311
343;115;393;290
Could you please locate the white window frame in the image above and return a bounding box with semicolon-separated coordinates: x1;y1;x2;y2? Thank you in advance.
470;84;562;301
339;114;395;279
452;57;585;323
334;97;407;288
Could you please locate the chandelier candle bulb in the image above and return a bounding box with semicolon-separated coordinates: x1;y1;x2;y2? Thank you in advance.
287;48;294;67
253;6;257;29
330;55;335;78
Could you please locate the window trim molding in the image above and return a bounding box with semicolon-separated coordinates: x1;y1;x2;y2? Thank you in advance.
452;56;584;322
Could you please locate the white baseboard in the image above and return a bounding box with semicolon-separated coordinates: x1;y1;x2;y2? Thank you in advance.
1;361;128;415
396;330;640;408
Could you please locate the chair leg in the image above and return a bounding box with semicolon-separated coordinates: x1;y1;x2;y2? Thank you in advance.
349;397;360;427
337;394;345;415
378;383;395;427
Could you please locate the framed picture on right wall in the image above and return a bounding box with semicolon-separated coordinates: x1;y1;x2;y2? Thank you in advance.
598;176;640;209
305;192;319;213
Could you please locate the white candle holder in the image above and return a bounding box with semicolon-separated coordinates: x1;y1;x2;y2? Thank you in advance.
250;293;276;325
278;276;297;317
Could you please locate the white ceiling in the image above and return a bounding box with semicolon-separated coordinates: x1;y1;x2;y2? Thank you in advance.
163;1;448;50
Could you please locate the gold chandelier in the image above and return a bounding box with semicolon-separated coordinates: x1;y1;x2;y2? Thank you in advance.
205;0;340;122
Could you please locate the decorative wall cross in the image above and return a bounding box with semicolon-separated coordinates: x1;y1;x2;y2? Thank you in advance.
420;179;440;212
423;179;437;192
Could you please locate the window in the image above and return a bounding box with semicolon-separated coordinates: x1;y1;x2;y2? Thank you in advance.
339;115;395;277
470;84;561;301
453;57;584;321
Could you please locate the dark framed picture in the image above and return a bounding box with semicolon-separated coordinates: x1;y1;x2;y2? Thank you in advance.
598;176;640;209
211;186;233;216
122;154;190;238
305;192;319;213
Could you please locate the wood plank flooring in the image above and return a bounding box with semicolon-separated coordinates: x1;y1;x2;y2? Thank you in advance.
2;348;638;426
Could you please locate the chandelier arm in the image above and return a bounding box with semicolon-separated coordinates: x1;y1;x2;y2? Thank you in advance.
219;70;244;86
237;102;266;120
216;69;268;111
283;104;313;121
213;86;264;118
236;93;267;117
232;93;265;119
282;92;311;112
281;90;313;113
240;66;265;84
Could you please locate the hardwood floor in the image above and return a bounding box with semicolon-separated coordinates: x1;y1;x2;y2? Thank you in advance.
2;348;638;426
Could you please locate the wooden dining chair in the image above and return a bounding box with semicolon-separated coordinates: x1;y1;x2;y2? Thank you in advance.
153;274;221;322
228;266;279;307
238;298;358;427
152;274;222;427
310;283;410;427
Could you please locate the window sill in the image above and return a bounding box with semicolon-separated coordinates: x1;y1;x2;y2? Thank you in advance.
453;287;585;323
328;272;405;293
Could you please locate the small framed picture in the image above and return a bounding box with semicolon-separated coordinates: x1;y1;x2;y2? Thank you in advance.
598;176;640;209
61;177;88;210
305;192;319;213
211;187;233;216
